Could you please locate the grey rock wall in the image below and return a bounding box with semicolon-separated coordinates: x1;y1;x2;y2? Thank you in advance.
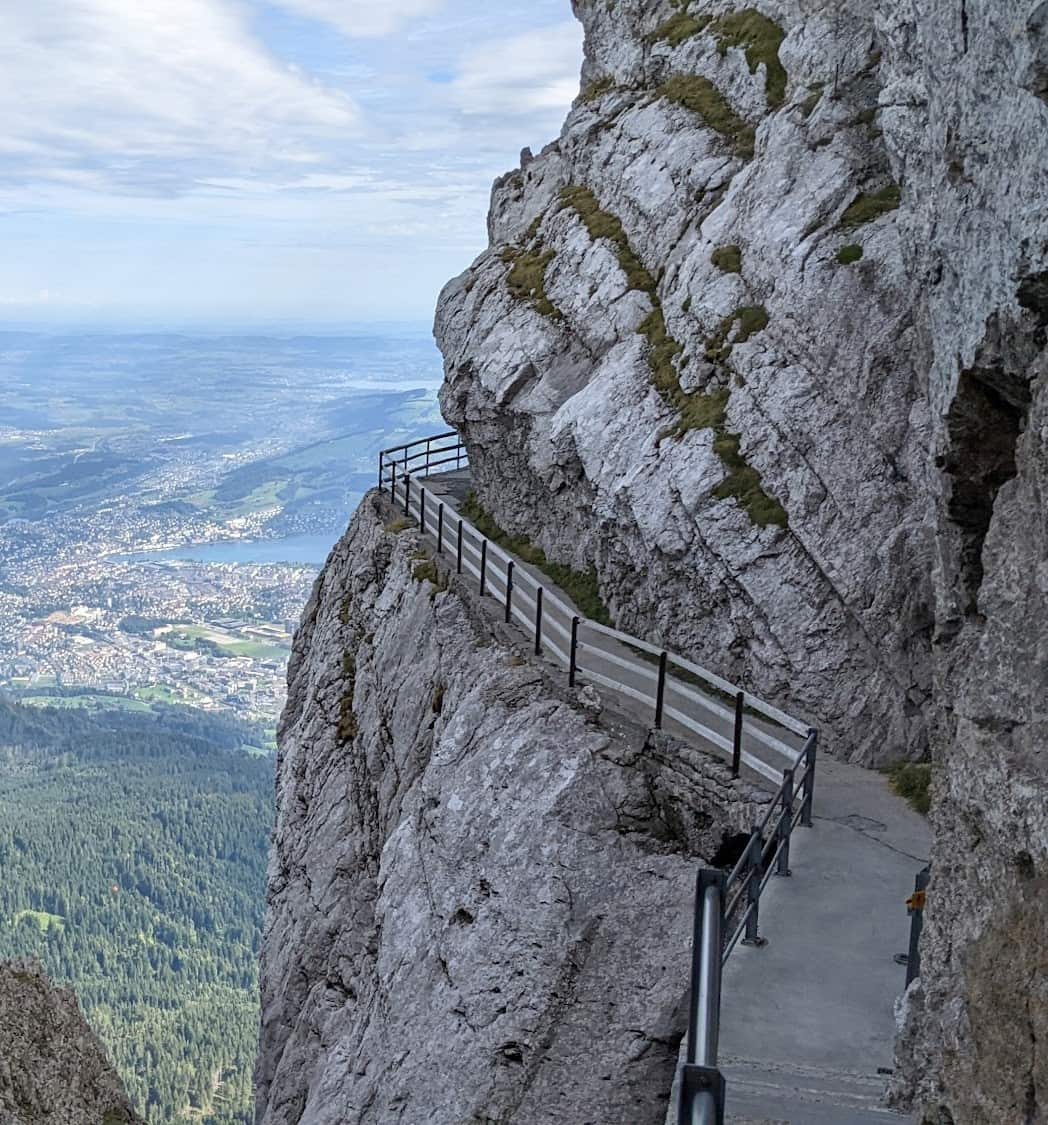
0;962;141;1125
255;495;768;1125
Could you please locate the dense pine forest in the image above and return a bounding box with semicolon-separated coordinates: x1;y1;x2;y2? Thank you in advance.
0;694;272;1123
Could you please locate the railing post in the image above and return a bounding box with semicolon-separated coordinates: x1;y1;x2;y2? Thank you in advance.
654;650;668;730
425;436;431;475
742;828;767;947
801;728;818;827
419;487;426;533
777;769;794;877
390;460;397;503
534;587;544;655
456;519;463;575
505;561;514;623
680;868;727;1125
732;691;744;779
569;617;579;688
378;451;385;493
480;540;488;596
905;866;931;988
437;504;444;554
403;474;411;517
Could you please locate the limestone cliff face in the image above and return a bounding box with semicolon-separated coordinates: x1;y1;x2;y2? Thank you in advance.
0;962;141;1125
436;0;933;767
255;496;766;1124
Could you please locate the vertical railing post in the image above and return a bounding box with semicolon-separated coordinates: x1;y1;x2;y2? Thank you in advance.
378;451;385;493
905;866;931;988
456;520;463;575
391;461;397;504
419;487;426;533
679;868;727;1125
437;504;444;554
504;561;514;623
655;651;668;730
403;474;411;517
569;617;579;688
534;587;544;656
777;769;794;877
479;540;488;596
732;691;744;779
742;828;767;947
425;436;431;475
801;729;818;827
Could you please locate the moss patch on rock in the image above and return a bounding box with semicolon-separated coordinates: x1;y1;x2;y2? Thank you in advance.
705;305;769;362
655;74;756;158
711;244;742;273
501;243;562;321
647;5;711;47
839;184;901;231
338;653;358;742
559;185;656;292
580;75;616;103
711;9;787;109
836;243;864;265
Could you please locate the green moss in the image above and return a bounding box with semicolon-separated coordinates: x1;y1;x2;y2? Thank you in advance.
580;75;615;103
836;243;864;265
338;594;352;625
559;185;656;292
887;762;933;816
338;654;358;742
461;492;613;625
838;184;901;231
710;433;788;527
711;9;787;109
705;304;768;362
384;517;415;534
655;74;756;158
711;243;742;273
501;244;562;320
646;7;711;46
411;557;448;595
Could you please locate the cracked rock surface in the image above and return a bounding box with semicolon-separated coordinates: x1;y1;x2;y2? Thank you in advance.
0;962;141;1125
255;496;767;1125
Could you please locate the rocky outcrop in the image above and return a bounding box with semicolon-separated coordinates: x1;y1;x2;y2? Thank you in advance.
879;3;1048;1122
436;0;934;767
255;495;769;1125
0;962;141;1125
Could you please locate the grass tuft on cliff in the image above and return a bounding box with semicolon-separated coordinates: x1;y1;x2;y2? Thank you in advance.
836;243;864;265
711;9;788;109
887;762;933;815
461;492;613;625
712;244;743;273
646;6;711;47
655;74;756;158
838;184;902;231
580;75;616;103
559;185;656;293
501;244;563;321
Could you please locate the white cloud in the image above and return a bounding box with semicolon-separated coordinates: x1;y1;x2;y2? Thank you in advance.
271;0;445;38
450;21;584;117
0;0;358;195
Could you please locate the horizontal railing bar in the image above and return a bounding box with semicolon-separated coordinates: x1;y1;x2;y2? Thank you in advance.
578;640;660;682
381;431;459;456
665;676;799;765
663;703;782;783
578;665;657;710
584;620;664;657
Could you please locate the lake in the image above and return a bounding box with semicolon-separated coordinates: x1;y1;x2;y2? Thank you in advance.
120;531;340;567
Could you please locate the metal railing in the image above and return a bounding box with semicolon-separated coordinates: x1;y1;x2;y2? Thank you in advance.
378;434;817;790
378;431;821;1125
679;732;817;1123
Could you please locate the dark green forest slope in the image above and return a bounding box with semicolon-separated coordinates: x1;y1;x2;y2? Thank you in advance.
0;696;272;1123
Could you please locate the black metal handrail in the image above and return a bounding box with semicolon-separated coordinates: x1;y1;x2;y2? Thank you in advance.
679;730;817;1123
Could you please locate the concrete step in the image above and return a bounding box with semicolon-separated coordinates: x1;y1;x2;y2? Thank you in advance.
722;1057;908;1124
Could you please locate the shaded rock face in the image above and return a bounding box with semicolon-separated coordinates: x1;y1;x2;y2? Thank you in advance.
255;496;768;1125
436;0;935;767
880;3;1048;1122
0;962;140;1125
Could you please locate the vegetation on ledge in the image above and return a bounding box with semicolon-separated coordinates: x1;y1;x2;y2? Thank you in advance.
838;184;902;231
655;74;756;158
646;4;711;47
338;653;358;741
887;761;932;815
461;492;612;625
705;305;769;363
580;75;616;103
559;185;655;293
837;244;864;265
501;243;562;321
711;243;743;273
711;9;788;109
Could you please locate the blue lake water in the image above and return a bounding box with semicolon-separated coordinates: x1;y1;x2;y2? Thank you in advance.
121;532;340;568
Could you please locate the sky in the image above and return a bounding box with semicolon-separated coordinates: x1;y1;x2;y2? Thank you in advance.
0;0;584;330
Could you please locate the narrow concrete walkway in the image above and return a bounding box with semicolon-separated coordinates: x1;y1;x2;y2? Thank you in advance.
418;469;932;1123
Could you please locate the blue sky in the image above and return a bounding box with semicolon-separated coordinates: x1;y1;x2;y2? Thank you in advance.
0;0;583;330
